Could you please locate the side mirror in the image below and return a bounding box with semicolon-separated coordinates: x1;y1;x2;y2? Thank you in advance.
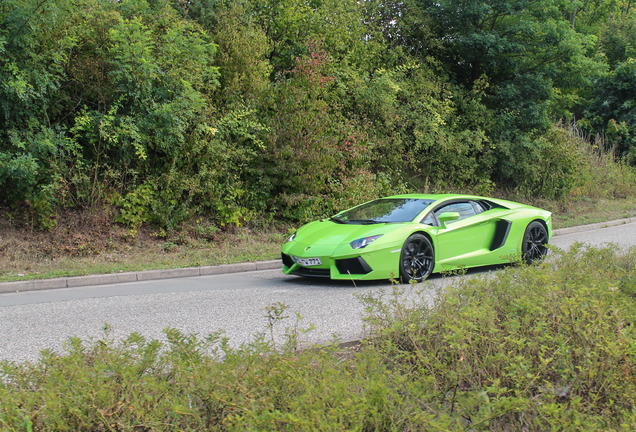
438;211;460;229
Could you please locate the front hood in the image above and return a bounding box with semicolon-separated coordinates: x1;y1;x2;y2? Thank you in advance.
294;220;397;247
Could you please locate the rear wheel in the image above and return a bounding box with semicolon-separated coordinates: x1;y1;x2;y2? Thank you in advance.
522;221;549;264
399;234;434;283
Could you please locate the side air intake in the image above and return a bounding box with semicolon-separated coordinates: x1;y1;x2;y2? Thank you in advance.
490;219;512;251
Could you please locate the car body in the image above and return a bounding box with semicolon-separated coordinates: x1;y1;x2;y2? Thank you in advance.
281;194;552;281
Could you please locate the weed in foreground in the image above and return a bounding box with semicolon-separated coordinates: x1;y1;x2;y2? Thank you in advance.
1;244;635;431
361;243;636;430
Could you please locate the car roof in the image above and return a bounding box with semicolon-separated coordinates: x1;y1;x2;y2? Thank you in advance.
383;193;483;201
382;193;528;211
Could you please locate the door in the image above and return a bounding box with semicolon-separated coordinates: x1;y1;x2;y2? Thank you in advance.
425;201;498;269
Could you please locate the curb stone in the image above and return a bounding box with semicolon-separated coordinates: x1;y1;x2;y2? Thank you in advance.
551;217;635;236
0;260;281;294
1;217;634;293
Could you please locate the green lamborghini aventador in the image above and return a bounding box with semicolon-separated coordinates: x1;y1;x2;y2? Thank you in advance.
281;194;552;282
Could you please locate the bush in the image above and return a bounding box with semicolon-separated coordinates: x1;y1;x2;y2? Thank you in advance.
494;126;589;199
362;243;636;430
1;245;635;430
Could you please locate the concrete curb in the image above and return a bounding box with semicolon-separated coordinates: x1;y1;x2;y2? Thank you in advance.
1;216;634;293
0;260;282;294
551;217;635;236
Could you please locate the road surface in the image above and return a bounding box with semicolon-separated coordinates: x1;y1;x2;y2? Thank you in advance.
1;220;635;363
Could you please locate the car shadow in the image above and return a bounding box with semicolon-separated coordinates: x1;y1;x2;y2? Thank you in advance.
279;263;513;289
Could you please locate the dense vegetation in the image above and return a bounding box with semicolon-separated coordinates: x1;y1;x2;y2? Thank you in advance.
1;245;634;430
1;0;635;230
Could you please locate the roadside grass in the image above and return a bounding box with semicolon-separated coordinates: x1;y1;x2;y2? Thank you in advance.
0;220;287;282
0;238;283;282
1;196;636;282
527;196;636;229
1;244;634;430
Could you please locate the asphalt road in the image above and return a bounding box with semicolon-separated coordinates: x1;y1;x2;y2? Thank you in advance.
1;220;635;363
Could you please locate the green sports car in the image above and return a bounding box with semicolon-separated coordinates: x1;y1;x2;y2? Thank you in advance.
281;194;552;282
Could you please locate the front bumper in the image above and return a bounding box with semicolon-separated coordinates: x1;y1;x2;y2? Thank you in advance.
281;243;400;281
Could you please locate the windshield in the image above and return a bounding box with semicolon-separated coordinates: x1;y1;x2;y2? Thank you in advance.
331;198;434;224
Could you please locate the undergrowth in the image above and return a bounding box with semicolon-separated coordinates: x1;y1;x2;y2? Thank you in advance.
1;244;635;431
361;244;636;430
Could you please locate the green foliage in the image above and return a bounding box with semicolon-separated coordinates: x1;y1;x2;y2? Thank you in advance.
1;245;634;430
401;0;596;132
496;126;588;199
584;58;636;162
0;127;79;229
361;244;636;430
620;274;636;298
599;12;636;68
204;0;272;103
249;0;379;74
1;0;223;223
0;0;75;127
332;59;496;192
114;183;153;236
1;0;635;228
567;125;636;199
259;40;393;221
0;151;38;202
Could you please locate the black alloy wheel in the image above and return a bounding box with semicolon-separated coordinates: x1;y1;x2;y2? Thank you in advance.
522;221;549;264
399;233;434;283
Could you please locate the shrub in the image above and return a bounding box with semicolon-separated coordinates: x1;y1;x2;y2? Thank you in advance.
1;245;634;430
362;243;636;430
114;183;153;236
495;126;589;199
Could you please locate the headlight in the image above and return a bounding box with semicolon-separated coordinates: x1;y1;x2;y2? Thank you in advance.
286;233;296;243
350;235;383;249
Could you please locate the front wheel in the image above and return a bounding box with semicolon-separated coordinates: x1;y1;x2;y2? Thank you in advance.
399;234;434;283
522;221;549;264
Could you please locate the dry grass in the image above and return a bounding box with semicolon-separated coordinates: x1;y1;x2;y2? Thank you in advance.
527;196;636;228
0;206;287;282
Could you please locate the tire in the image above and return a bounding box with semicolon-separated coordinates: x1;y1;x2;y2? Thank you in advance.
399;233;434;283
522;221;549;264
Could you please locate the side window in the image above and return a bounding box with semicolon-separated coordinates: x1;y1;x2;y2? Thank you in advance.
434;202;477;224
421;213;435;226
475;200;490;212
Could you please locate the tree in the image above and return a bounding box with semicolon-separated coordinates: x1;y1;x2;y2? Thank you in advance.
399;0;596;132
